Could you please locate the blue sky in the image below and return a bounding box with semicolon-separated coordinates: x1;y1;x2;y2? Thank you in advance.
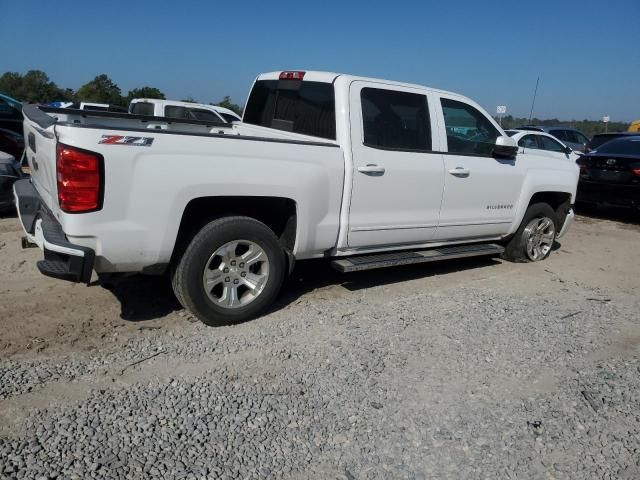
1;0;638;121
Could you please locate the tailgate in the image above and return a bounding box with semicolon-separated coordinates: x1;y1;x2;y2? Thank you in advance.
22;104;59;210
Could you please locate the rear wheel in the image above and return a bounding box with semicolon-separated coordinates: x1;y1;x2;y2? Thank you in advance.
502;203;557;262
171;216;285;326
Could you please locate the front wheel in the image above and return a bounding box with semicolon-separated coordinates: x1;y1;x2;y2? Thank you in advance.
502;203;557;262
171;216;286;326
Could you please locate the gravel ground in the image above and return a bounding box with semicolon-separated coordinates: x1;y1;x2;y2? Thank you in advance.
0;210;639;479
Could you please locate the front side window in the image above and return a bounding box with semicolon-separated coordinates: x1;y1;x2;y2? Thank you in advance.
540;136;565;152
361;88;431;150
518;135;540;149
441;98;499;156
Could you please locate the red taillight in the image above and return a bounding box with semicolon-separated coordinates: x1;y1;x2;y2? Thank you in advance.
279;71;305;80
56;143;103;213
632;168;640;176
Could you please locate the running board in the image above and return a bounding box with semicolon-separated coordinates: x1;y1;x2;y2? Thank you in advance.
331;243;504;273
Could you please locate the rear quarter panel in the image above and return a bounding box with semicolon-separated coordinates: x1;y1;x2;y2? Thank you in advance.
55;126;345;271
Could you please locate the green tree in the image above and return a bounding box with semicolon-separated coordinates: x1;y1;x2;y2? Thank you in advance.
77;74;123;105
0;70;73;103
0;72;22;97
125;86;165;104
214;96;241;115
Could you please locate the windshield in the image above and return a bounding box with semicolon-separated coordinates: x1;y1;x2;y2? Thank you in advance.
589;134;626;150
243;79;336;140
594;137;640;155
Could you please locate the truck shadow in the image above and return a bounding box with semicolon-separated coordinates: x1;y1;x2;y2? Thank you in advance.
100;274;182;321
101;256;502;323
271;256;502;312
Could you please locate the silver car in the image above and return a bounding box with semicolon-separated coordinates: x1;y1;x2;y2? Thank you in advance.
516;125;590;152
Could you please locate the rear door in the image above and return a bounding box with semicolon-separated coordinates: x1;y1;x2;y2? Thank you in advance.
434;96;525;241
347;82;445;248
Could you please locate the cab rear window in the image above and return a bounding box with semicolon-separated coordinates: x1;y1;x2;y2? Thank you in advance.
243;80;336;140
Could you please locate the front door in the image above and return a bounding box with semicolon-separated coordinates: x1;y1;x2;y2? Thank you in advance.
433;96;525;241
347;82;445;248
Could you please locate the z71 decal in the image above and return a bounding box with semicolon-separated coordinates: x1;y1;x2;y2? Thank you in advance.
99;135;154;146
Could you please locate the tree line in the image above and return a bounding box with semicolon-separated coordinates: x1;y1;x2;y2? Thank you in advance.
0;70;242;114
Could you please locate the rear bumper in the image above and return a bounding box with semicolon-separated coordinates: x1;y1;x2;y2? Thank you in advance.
577;180;640;208
13;179;95;283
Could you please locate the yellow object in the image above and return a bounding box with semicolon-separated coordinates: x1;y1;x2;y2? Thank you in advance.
629;120;640;132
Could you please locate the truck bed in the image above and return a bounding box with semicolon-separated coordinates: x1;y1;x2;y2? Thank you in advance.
20;104;345;272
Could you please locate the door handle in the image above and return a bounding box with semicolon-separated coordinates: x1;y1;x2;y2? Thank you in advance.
358;164;386;175
448;167;470;177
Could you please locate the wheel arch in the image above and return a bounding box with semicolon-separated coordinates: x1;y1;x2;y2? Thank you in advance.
170;195;298;266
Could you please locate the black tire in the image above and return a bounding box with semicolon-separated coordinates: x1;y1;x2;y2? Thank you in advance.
171;216;286;326
502;203;557;263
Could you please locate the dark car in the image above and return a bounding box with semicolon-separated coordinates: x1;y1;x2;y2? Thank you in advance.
516;125;590;152
0;93;23;135
0;128;25;160
585;132;639;153
576;136;640;208
0;151;23;213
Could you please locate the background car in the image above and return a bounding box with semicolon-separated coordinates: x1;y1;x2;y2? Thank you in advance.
0;93;23;135
505;129;579;162
0;128;25;160
516;125;590;152
586;132;640;153
0;151;22;213
129;98;242;123
576;136;640;209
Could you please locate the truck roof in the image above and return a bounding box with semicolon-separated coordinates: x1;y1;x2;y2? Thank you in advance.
257;70;465;100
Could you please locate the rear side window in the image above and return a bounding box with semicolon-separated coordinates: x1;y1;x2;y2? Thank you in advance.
564;130;588;145
244;80;336;140
130;102;155;116
441;98;500;156
361;88;431;151
549;129;567;141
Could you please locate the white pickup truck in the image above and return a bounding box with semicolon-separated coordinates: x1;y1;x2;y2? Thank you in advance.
15;70;578;325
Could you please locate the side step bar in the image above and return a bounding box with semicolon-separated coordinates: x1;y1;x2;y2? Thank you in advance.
331;243;504;273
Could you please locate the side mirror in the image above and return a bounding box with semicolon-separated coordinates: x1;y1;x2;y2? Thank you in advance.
563;146;573;155
493;135;518;159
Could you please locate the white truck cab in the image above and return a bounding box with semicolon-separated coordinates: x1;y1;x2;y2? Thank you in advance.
15;70;578;326
128;98;242;124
